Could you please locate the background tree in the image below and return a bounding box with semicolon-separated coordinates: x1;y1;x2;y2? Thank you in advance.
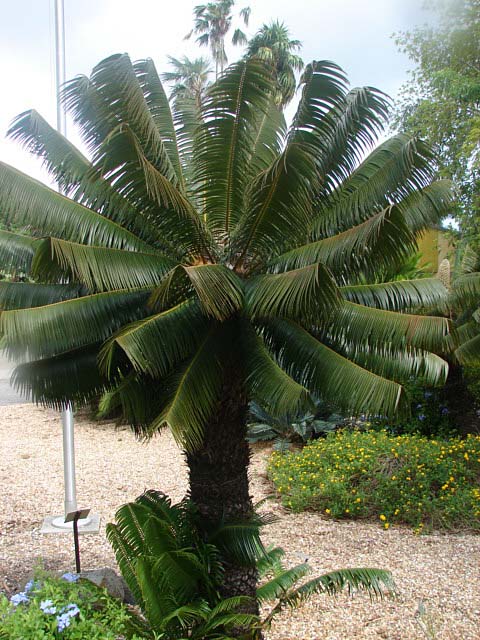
162;55;212;109
185;0;251;78
393;0;480;250
246;21;303;108
0;54;452;624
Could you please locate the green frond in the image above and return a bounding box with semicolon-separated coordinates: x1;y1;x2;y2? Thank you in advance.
67;54;179;185
0;281;81;310
341;278;448;311
0;229;38;275
93;123;213;259
152;264;243;320
0;161;149;251
328;301;450;352
319;86;390;193
98;372;167;437
398;180;455;234
272;205;416;278
0;289;149;360
257;564;311;602
231;61;348;265
149;328;225;450
281;567;395;607
11;344;109;409
313;134;439;236
247;262;339;320
194;57;275;232
264;319;406;416
244;325;312;417
134;58;185;190
33;237;175;292
450;272;480;307
346;345;448;386
208;519;266;568
8;109;92;192
99;299;209;378
455;332;480;363
246;98;287;178
7;109;163;247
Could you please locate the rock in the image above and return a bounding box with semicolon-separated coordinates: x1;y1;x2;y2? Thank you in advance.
81;568;135;604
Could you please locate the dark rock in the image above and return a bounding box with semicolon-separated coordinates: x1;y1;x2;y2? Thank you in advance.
81;568;135;604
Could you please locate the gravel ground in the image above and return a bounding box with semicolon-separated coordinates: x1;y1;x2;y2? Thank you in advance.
1;404;479;639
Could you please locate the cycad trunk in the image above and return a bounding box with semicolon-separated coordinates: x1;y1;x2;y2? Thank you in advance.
186;372;259;614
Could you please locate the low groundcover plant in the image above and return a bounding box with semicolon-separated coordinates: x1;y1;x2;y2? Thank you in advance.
0;571;147;639
268;430;480;532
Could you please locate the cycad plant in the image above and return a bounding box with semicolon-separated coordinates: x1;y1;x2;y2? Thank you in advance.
0;54;452;610
107;490;394;639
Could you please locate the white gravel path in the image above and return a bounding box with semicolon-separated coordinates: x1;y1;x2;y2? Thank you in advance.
1;404;479;639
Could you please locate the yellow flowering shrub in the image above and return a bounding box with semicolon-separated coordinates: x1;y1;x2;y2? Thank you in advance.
268;431;480;531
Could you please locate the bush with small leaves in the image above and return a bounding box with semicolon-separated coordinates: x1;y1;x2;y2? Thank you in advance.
268;430;480;532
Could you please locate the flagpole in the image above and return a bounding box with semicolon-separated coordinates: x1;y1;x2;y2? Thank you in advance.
54;0;77;518
41;0;99;537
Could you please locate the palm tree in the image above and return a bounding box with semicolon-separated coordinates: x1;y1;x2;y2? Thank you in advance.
0;54;452;617
185;1;251;78
246;21;303;108
162;55;212;109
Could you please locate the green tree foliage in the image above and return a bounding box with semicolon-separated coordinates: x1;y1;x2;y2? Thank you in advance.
186;0;251;78
162;55;212;108
0;53;453;616
245;21;303;107
393;0;480;249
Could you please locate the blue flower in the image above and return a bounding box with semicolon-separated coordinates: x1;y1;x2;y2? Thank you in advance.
56;613;72;632
418;414;426;421
61;603;80;617
24;579;41;593
424;391;433;399
441;407;449;415
416;404;423;409
40;599;57;615
60;572;79;583
10;592;29;606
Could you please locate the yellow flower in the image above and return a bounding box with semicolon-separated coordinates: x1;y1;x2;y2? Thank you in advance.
325;508;331;515
345;509;350;514
384;522;390;530
379;514;386;521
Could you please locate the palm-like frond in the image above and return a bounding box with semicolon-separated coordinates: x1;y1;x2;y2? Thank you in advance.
0;162;148;251
341;278;447;311
265;319;407;416
34;237;174;292
149;328;225;450
0;290;149;360
12;344;108;408
0;229;38;275
327;301;450;352
194;58;274;232
100;299;208;377
0;281;81;310
244;326;312;417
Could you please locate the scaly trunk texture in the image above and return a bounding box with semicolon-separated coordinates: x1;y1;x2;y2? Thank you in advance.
186;371;260;619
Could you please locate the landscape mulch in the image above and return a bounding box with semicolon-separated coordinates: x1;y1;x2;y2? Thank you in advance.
1;404;479;639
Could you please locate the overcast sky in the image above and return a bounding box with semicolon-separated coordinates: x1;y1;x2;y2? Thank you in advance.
1;0;432;181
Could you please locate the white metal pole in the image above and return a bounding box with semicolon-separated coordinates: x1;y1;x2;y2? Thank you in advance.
54;0;77;517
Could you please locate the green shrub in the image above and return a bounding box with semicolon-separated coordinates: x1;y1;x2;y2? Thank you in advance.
268;430;480;532
0;571;147;639
107;490;394;639
464;362;480;405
